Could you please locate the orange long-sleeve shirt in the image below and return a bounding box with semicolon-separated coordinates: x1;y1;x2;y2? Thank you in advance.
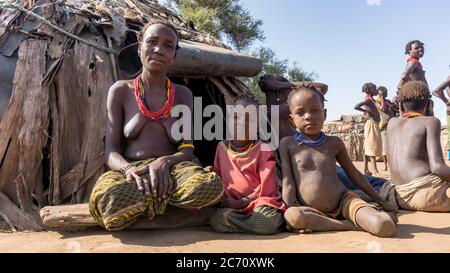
213;141;286;214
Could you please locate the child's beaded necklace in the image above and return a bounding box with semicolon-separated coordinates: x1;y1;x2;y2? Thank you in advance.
227;140;258;154
294;131;327;147
400;112;423;119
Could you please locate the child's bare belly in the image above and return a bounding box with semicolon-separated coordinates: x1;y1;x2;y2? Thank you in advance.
297;172;348;213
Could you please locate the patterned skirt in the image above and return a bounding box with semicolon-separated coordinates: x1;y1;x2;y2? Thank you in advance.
210;205;283;235
89;158;224;231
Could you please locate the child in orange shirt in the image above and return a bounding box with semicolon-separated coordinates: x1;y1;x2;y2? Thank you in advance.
208;96;285;235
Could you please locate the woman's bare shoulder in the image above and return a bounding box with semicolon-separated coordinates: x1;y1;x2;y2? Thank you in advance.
173;83;193;104
174;83;192;95
109;80;134;94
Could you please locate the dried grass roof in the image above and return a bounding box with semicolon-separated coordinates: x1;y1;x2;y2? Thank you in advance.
0;0;227;49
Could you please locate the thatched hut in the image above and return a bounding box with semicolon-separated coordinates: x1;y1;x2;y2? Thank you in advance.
0;0;262;230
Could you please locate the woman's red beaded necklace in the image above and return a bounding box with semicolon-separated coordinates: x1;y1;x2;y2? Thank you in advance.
134;74;175;121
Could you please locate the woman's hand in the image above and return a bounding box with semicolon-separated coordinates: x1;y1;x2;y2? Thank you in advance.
125;166;152;196
146;157;173;202
203;166;213;172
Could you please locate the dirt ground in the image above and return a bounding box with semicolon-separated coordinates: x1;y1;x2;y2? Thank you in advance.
0;162;449;253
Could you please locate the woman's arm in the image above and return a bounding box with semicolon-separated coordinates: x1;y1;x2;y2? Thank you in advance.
105;82;129;171
104;82;151;194
142;85;194;201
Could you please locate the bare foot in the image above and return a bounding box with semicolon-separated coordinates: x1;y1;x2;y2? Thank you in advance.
286;225;312;234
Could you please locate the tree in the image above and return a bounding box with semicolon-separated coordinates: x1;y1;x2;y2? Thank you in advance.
162;1;317;103
242;47;317;103
165;0;264;51
288;61;317;82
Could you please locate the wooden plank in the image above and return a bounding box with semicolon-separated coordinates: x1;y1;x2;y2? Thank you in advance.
0;8;21;46
49;31;113;205
59;152;104;202
0;190;43;231
40;203;215;230
0;39;49;212
118;40;263;78
169;40;263;77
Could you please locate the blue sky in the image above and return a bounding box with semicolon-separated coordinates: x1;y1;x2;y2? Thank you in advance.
241;0;450;123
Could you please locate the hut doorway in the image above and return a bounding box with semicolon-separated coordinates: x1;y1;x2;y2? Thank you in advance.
171;77;227;166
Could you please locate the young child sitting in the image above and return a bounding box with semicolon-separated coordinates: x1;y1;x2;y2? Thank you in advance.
280;84;397;237
386;81;450;212
208;96;286;235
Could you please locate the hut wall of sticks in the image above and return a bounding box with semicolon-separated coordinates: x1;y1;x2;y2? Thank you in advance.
0;0;262;230
323;115;365;162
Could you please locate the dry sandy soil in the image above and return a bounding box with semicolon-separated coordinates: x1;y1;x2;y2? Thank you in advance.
0;162;449;253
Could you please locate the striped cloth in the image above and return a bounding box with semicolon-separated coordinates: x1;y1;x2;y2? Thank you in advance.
210;205;283;235
89;158;223;231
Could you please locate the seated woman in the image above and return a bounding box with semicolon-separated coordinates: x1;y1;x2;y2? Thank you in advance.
89;20;223;231
209;96;285;235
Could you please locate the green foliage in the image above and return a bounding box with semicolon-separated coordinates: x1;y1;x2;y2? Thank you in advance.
288;61;317;82
166;0;264;51
162;1;318;103
242;47;317;103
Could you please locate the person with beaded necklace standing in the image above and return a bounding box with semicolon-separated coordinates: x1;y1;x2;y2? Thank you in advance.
89;20;223;231
354;82;382;176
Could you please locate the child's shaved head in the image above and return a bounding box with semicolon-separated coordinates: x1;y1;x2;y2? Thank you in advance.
398;81;430;111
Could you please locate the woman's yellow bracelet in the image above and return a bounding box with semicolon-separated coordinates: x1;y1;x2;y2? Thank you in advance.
178;143;195;151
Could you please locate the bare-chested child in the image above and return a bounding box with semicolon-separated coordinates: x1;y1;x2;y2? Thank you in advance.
376;86;397;171
432;75;450;160
280;85;397;237
397;40;427;90
386;81;450;212
397;40;434;116
354;83;382;175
